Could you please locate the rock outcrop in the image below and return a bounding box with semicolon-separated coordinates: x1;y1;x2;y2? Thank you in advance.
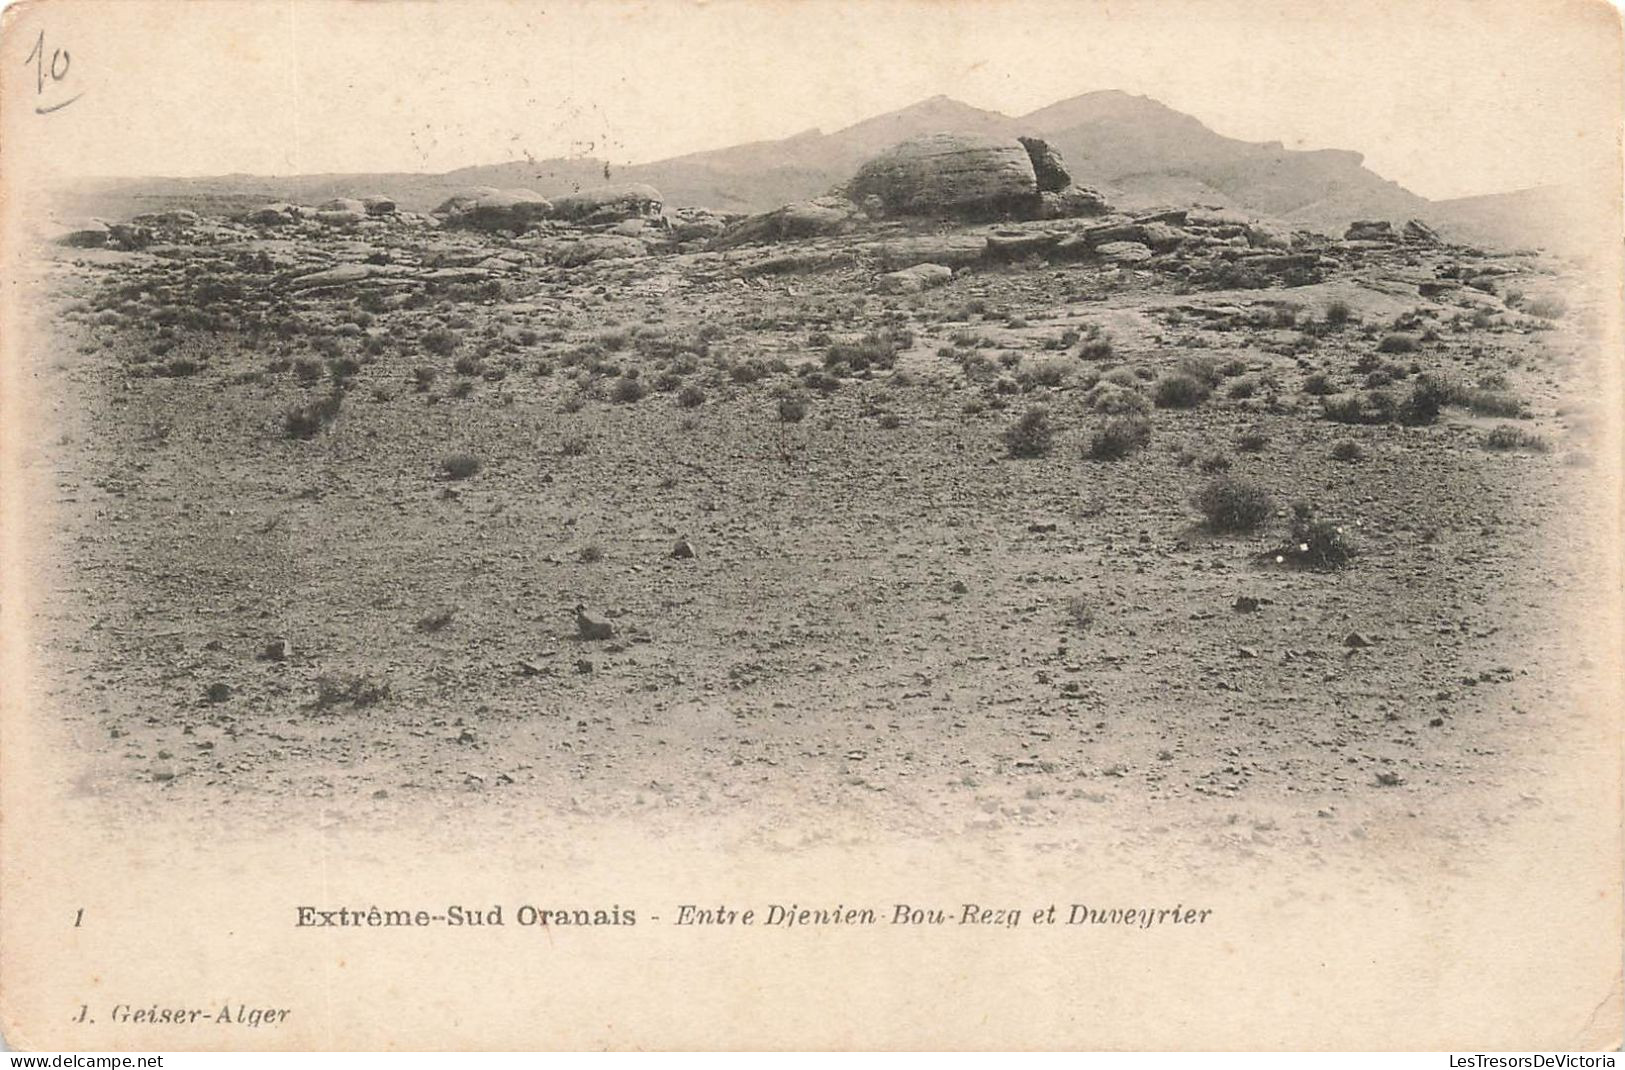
1018;137;1072;193
711;197;859;249
1345;220;1395;242
434;188;553;231
1403;218;1441;243
846;133;1040;221
550;184;663;224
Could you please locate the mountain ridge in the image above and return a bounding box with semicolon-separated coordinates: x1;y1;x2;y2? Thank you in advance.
58;91;1558;248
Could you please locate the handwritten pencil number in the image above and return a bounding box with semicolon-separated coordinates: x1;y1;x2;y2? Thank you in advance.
24;29;80;113
74;907;84;927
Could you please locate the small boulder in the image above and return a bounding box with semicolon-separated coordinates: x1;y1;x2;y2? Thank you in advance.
550;235;647;267
248;203;300;226
362;194;398;216
58;221;110;248
1096;240;1153;264
1037;186;1111;220
876;263;952;294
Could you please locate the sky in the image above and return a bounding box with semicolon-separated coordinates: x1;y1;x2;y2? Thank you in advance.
3;0;1621;201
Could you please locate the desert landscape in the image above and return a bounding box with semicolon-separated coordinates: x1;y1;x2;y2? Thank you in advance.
22;95;1616;872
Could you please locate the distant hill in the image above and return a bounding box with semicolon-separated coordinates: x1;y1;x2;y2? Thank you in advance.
59;90;1582;250
1429;184;1616;257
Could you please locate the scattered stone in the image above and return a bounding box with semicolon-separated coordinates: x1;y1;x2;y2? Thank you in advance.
670;539;696;560
1232;596;1261;613
205;682;232;703
1344;631;1374;649
259;637;291;661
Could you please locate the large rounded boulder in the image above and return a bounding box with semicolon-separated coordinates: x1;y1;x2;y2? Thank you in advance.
847;134;1040;221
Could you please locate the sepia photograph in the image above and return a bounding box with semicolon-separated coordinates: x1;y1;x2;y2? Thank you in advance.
0;0;1620;1051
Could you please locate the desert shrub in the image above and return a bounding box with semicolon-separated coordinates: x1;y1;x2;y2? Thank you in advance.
1397;376;1453;425
1154;373;1210;409
314;672;391;709
1236;430;1270;452
577;544;604;564
1078;337;1114;361
611;377;646;404
1300;370;1339;395
440;453;481;480
825;329;912;373
423;327;461;356
1484;425;1550;452
1324;300;1352;327
1194;476;1273;533
1330;439;1365;462
1198;452;1232;473
877;412;903;430
1457;387;1524;418
1018;357;1071;389
1201;262;1269;290
415;607;456;633
1219;358;1249;378
453;355;483;376
1274;503;1356;570
293;358;324;384
1525;295;1568;320
560;435;589;456
777;393;810;423
1086;415;1152;460
1002;406;1054;458
1228;377;1258;399
729;359;769;384
1323;391;1395;425
1086;382;1152;417
283;390;343;439
676;383;706;408
1064;595;1095;630
1175;355;1224;387
449;380;474;399
158;358;201;378
1377;333;1420;354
